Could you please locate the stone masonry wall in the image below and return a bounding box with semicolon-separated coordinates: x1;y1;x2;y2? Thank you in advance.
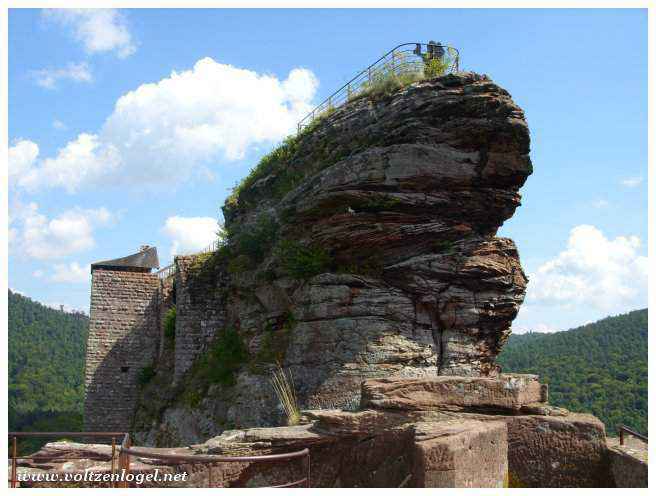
85;268;161;431
173;256;228;382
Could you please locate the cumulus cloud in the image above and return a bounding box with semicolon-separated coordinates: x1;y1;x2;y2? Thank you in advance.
17;134;122;193
50;262;90;284
14;58;318;192
43;8;136;58
621;176;643;188
32;61;93;89
9;202;115;260
162;216;222;256
526;225;648;313
9;140;39;180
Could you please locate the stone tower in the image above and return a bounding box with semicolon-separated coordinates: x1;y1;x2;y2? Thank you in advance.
84;246;161;431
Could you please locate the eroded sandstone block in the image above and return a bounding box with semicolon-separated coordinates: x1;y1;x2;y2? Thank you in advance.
361;374;542;412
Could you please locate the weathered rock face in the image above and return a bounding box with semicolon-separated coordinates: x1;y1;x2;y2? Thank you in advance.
133;72;532;443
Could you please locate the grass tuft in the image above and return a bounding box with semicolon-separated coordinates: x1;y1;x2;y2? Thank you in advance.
270;362;301;426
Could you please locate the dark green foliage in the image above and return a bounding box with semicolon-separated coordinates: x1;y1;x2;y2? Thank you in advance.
497;309;648;436
189;327;248;388
138;365;156;386
277;239;331;279
163;306;176;340
8;290;88;453
249;312;296;374
225;214;280;274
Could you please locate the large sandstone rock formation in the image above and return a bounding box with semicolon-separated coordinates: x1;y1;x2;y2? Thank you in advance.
133;72;532;444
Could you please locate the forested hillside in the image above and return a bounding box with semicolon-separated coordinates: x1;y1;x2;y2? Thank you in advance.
498;309;647;436
8;290;88;452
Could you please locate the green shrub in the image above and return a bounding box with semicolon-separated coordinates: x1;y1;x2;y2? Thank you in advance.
164;306;176;340
138;365;156;386
196;327;248;387
277;239;331;279
250;312;296;373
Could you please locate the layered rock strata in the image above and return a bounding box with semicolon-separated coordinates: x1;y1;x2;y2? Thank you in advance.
133;72;533;441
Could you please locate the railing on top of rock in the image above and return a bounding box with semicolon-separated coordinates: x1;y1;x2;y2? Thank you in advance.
296;41;460;133
156;238;223;280
157;42;460;280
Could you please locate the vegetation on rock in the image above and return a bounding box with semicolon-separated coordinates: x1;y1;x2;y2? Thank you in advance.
163;306;176;341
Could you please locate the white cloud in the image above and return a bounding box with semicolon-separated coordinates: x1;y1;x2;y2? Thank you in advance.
33;269;44;278
50;262;90;284
53;119;67;130
32;62;93;89
17;133;121;193
621;176;643;188
43;8;136;58
162;216;222;256
9;202;115;260
13;58;318;193
526;225;648;314
8;140;39;180
591;199;609;209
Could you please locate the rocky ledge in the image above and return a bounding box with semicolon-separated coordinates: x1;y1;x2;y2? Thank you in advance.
18;375;639;488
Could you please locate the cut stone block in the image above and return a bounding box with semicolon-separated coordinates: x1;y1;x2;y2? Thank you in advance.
412;420;507;487
361;374;542;412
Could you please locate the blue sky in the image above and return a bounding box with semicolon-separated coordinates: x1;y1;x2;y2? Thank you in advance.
8;8;648;332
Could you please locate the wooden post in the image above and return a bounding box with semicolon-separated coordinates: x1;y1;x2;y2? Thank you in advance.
11;436;18;488
208;463;213;488
619;427;625;446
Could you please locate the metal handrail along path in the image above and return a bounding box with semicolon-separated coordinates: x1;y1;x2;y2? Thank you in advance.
618;424;648;445
118;433;311;488
8;432;126;488
9;431;311;488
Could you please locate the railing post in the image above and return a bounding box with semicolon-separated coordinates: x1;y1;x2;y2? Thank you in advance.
619;426;625;446
306;450;311;488
125;435;131;488
111;437;116;488
11;436;17;488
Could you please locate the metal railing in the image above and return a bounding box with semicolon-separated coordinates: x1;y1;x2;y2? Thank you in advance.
8;431;310;488
297;42;459;133
8;432;126;488
158;43;459;279
156;238;224;280
618;424;648;445
120;433;310;488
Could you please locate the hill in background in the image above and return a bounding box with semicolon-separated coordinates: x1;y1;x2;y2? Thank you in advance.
8;290;88;453
498;308;647;436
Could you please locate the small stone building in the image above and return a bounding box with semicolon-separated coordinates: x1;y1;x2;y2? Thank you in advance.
84;246;161;431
